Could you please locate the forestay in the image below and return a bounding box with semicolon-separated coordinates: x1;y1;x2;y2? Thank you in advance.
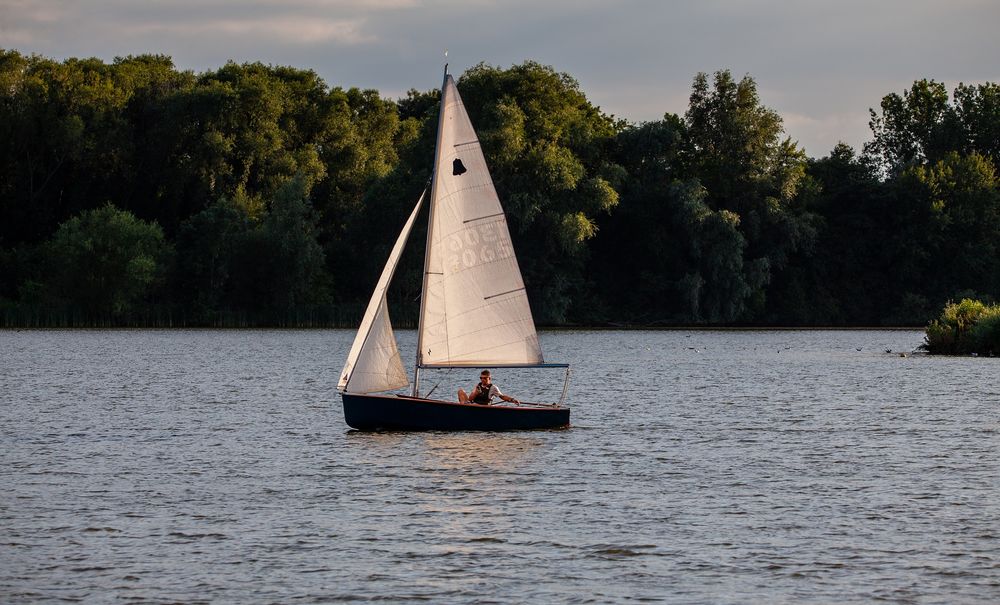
417;75;544;367
339;192;425;393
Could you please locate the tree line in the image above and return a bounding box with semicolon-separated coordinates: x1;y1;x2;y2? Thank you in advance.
1;50;998;327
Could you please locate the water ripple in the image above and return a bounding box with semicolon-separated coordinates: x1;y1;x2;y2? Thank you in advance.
1;329;998;603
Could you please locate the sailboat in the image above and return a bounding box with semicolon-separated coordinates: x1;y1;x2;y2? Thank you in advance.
337;66;571;431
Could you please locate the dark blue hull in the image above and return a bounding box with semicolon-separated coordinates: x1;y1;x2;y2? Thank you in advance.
341;393;570;431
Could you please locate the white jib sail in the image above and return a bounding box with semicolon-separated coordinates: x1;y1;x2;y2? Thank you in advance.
339;192;425;393
417;74;543;367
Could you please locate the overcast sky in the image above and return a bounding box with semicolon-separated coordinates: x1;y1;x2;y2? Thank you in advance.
2;0;998;157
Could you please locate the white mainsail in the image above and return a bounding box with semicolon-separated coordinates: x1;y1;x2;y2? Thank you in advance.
339;192;425;393
416;74;543;367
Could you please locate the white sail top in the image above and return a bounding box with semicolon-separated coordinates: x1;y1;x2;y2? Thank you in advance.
416;74;543;367
339;192;425;393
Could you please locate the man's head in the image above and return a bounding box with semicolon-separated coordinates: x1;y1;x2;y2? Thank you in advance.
480;370;491;384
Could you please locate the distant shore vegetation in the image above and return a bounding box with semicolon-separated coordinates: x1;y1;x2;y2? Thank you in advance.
2;50;999;328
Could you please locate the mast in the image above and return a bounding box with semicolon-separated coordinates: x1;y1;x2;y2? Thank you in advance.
412;63;450;396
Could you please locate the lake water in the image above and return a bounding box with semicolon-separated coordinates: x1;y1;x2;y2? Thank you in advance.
1;329;998;603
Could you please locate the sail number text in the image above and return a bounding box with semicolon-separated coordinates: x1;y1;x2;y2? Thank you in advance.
445;223;513;272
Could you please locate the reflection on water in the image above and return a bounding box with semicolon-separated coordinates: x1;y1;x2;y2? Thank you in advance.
2;328;999;604
422;433;546;470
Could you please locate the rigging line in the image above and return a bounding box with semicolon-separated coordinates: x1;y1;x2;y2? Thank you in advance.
463;212;505;224
484;287;526;301
423;367;453;399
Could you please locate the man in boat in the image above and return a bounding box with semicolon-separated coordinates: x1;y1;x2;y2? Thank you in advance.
458;370;520;405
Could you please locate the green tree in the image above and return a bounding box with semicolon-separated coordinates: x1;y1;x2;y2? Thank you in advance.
227;176;330;324
953;82;1000;167
314;87;423;319
592;116;687;322
143;61;334;233
864;79;1000;178
774;143;890;324
0;51;200;249
41;204;171;321
865;79;963;176
682;70;816;320
896;152;1000;304
1;52;104;244
174;197;254;324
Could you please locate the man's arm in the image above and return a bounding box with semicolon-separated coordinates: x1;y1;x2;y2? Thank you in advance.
496;387;519;404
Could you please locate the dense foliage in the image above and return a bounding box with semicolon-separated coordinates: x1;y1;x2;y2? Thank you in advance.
2;50;998;327
923;299;1000;355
